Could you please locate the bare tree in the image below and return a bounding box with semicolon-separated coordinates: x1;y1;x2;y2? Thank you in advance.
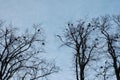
0;21;58;80
94;15;120;80
58;20;97;80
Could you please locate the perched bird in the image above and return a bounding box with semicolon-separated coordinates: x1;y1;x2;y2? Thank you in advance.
71;23;73;26
100;66;103;68
95;38;98;41
68;23;70;26
14;38;17;40
23;36;26;39
38;29;40;32
42;42;45;45
88;23;91;27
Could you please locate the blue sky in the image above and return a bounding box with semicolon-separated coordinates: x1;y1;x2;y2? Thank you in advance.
0;0;120;80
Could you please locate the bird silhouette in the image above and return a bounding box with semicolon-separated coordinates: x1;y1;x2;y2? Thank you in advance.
88;23;91;27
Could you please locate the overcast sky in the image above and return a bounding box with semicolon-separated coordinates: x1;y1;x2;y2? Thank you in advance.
0;0;120;80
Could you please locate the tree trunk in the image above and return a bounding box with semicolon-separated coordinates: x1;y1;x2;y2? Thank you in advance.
80;67;84;80
76;56;79;80
0;71;2;80
113;59;120;80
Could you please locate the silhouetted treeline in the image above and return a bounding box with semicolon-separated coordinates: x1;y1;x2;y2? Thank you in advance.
58;15;120;80
0;21;59;80
0;15;120;80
